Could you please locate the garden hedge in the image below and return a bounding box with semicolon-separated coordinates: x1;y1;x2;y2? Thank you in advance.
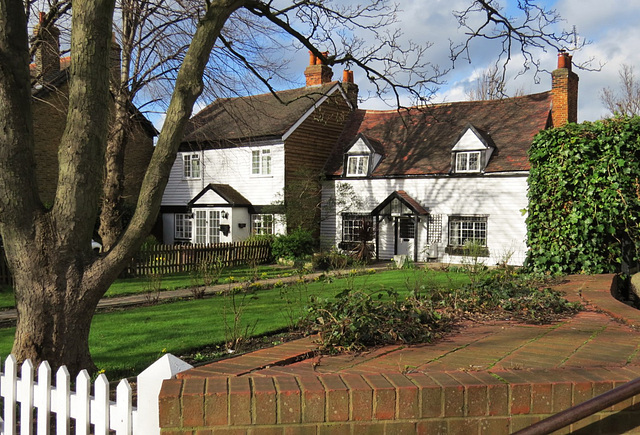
526;116;640;274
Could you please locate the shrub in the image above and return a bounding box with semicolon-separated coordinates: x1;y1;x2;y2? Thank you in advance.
432;270;582;324
312;250;350;271
303;289;451;352
271;228;315;261
140;234;160;250
304;269;581;352
526;116;640;274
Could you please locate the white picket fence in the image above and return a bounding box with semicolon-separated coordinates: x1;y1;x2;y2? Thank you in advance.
0;354;192;435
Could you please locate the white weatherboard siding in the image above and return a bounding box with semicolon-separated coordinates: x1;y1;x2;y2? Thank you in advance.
161;143;286;208
321;175;529;266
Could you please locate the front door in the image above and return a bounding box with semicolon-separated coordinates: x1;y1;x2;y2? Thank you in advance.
194;209;221;244
396;217;415;258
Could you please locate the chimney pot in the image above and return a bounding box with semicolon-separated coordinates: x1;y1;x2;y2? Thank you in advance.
557;51;572;70
39;12;45;24
309;51;316;66
305;52;333;86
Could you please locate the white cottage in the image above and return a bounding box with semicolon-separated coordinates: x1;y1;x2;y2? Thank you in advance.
320;52;579;266
160;53;357;244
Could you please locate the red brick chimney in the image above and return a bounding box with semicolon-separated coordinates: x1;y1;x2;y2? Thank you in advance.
342;69;358;108
304;51;333;86
551;51;579;126
33;12;60;83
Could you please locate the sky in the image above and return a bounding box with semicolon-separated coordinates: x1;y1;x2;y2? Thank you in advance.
275;0;640;123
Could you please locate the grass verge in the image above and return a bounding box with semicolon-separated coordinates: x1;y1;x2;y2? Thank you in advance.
0;267;469;378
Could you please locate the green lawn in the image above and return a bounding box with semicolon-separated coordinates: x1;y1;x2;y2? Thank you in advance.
0;263;298;310
0;267;469;378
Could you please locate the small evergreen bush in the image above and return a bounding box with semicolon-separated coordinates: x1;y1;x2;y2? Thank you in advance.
271;228;315;261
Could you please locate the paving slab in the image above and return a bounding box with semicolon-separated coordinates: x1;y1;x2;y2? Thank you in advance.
180;274;640;382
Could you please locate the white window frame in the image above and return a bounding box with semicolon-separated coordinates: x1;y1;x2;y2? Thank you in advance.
346;155;369;176
455;151;481;173
448;215;487;247
342;213;373;242
174;213;193;240
182;153;201;179
252;214;274;235
252;149;272;175
194;209;221;244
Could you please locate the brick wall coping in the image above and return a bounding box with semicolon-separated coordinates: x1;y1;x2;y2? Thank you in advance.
159;365;640;433
566;274;640;328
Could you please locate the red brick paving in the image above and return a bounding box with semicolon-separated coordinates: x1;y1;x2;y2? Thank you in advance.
180;274;640;380
170;273;640;433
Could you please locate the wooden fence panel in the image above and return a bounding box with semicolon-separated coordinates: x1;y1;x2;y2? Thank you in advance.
123;240;272;278
0;240;273;284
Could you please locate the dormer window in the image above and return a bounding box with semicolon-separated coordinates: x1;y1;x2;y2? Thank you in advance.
455;151;481;173
346;155;369;176
451;125;494;174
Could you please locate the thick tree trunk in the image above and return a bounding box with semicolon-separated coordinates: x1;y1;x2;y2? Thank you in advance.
6;216;108;373
12;272;101;374
99;97;129;251
0;0;245;376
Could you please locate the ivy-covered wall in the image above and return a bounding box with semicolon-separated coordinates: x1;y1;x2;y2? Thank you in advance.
526;116;640;274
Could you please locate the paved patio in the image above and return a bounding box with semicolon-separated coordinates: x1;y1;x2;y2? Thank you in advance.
164;273;640;433
181;274;640;378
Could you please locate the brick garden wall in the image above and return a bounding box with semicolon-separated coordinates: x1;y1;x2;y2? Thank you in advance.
158;367;640;434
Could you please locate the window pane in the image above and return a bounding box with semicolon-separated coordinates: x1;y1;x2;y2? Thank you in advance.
448;216;487;246
342;214;373;241
195;211;207;244
252;150;260;174
175;213;193;240
468;152;479;171
252;214;274;235
399;218;415;238
456;153;467;171
347;156;357;175
209;210;220;244
183;155;191;178
191;155;200;178
262;150;271;175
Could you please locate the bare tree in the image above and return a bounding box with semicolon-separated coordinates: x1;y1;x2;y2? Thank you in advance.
0;0;577;375
452;0;582;80
601;64;640;117
465;64;525;100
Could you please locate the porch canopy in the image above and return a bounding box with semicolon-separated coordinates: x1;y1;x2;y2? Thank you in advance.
370;190;429;262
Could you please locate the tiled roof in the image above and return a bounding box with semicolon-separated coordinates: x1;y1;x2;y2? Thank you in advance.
181;82;342;149
371;190;429;216
188;183;253;208
327;91;552;176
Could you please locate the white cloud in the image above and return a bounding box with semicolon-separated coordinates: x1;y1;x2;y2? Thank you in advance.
353;0;640;122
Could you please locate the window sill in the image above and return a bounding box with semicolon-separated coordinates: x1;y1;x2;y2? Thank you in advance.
445;246;489;257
